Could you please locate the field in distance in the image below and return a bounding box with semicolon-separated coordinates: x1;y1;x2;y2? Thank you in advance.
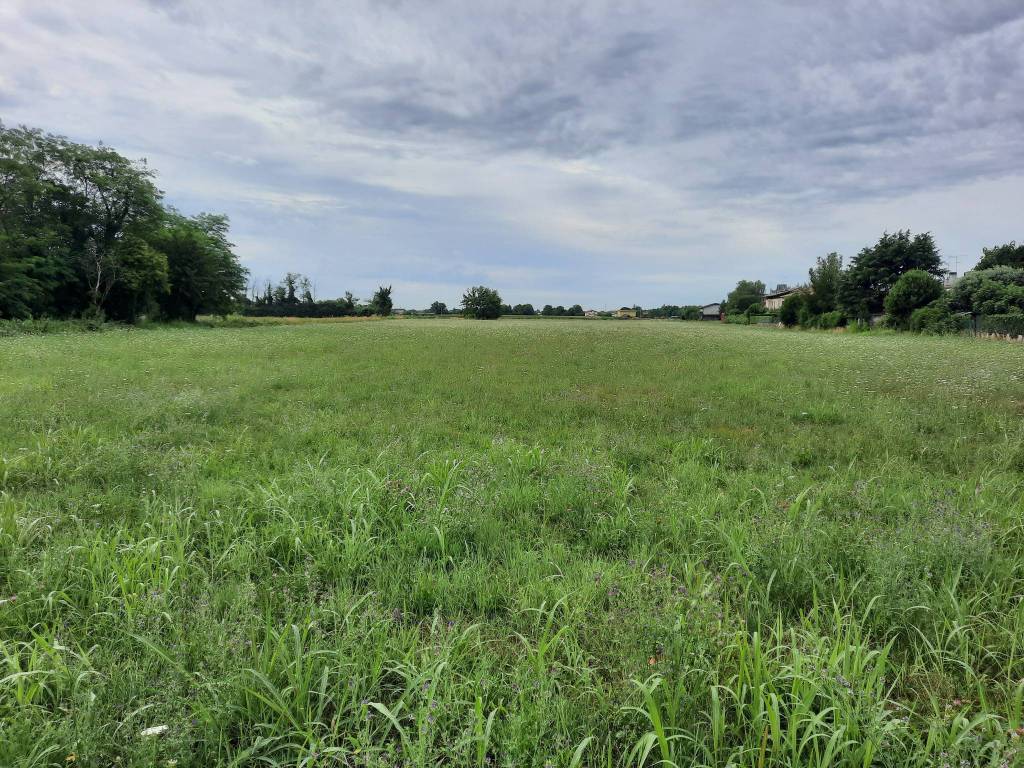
2;319;1023;767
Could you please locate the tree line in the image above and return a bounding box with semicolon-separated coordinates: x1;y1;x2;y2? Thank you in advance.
1;123;247;321
723;230;1024;334
243;273;394;317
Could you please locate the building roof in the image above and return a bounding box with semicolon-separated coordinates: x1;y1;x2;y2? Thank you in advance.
701;302;721;309
764;287;803;300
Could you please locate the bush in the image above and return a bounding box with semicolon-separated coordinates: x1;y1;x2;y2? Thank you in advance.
978;314;1024;337
778;293;805;327
909;301;966;334
0;317;112;336
951;267;1024;315
816;311;845;329
884;270;943;329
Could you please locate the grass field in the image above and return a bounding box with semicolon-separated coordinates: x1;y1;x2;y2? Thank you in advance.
2;319;1023;767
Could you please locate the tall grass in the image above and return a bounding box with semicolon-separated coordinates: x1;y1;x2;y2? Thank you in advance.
1;320;1022;766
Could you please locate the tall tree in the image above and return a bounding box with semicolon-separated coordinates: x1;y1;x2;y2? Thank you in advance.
461;286;502;319
839;231;941;320
807;252;843;314
725;280;765;314
976;242;1024;271
154;212;247;320
371;285;393;316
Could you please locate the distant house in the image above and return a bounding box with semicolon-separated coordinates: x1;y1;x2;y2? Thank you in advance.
700;303;722;320
763;287;803;311
614;307;638;319
584;309;598;318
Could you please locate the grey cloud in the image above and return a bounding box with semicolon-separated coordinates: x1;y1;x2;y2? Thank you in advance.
3;0;1024;307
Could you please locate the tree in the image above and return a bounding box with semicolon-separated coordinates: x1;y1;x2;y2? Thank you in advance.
461;285;502;319
372;285;393;316
154;212;247;320
950;266;1024;315
976;242;1024;271
299;275;314;304
839;231;941;320
105;235;168;322
778;292;805;327
541;304;554;316
429;301;448;315
883;269;943;328
807;252;843;314
567;304;584;316
725;280;765;314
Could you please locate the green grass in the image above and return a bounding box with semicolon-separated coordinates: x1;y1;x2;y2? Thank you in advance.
2;319;1023;767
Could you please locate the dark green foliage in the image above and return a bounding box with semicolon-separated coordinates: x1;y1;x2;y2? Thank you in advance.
806;252;843;314
461;285;502;319
976;241;1024;270
725;280;765;314
951;267;1024;315
909;300;964;334
429;301;448;315
371;285;393;316
978;314;1024;336
883;269;944;329
778;293;805;327
839;231;942;320
104;235;169;322
511;303;535;315
0;122;245;322
814;310;845;329
153;213;247;321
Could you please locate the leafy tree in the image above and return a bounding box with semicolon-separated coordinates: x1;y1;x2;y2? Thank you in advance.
950;267;1024;315
839;231;941;320
283;273;299;304
567;304;584;316
976;242;1024;271
371;285;393;316
725;280;765;314
105;235;168;322
883;269;943;328
541;305;554;316
155;212;247;320
461;285;502;319
807;252;843;314
512;303;535;315
778;293;805;327
429;301;448;315
0;125;77;318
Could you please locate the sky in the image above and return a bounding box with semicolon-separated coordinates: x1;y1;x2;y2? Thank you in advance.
2;1;1023;309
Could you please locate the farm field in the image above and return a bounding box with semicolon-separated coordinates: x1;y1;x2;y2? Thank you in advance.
2;319;1023;767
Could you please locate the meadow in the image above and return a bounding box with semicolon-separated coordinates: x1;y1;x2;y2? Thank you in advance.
1;319;1023;767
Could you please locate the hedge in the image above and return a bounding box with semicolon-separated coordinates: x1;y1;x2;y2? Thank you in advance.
978;314;1024;337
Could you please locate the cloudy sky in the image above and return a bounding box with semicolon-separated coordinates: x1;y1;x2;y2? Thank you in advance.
2;1;1023;308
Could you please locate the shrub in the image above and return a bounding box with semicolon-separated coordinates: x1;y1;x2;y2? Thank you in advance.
816;311;845;329
883;270;943;329
978;313;1024;337
951;267;1024;315
778;293;805;327
908;301;966;334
